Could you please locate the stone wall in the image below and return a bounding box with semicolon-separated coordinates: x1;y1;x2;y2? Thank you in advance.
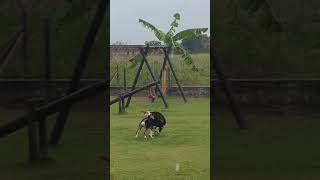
110;86;210;97
3;79;320;107
213;79;320;106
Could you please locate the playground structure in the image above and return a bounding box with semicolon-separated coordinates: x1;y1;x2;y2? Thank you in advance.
0;11;26;76
0;0;108;161
110;45;188;113
0;7;53;79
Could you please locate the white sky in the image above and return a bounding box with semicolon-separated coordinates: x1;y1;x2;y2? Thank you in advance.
110;0;210;45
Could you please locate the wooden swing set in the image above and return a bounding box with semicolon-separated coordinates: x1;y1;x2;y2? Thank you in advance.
110;45;188;113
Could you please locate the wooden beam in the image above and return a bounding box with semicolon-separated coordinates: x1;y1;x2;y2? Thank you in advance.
0;31;24;74
164;47;187;102
22;10;28;77
141;48;169;108
125;48;147;107
110;80;160;105
0;30;22;57
212;46;246;129
0;80;107;138
50;0;108;145
27;100;38;162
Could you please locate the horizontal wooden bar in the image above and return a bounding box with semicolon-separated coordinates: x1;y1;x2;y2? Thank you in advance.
0;80;107;138
110;80;160;105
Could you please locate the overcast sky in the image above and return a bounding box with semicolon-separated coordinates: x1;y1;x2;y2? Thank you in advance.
110;0;210;45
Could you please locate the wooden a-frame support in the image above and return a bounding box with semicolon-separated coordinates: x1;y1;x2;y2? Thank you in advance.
160;47;187;102
126;46;188;108
212;46;246;129
125;47;169;108
50;0;108;145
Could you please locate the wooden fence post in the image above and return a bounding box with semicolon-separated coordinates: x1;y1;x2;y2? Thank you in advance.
38;115;48;160
121;95;125;112
165;47;187;102
37;98;48;160
123;66;126;93
116;65;119;86
118;94;123;113
168;68;171;95
27;99;38;161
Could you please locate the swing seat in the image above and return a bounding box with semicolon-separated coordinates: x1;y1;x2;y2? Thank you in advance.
148;91;156;102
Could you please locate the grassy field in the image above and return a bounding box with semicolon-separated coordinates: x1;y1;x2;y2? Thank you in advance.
110;96;210;179
0;98;106;180
110;53;210;86
214;107;320;180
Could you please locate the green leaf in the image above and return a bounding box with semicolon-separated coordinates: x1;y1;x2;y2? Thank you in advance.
139;19;166;41
173;42;198;72
166;12;181;39
173;28;208;41
174;13;180;20
128;53;143;69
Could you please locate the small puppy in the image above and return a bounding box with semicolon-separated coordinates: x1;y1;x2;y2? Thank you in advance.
135;111;166;138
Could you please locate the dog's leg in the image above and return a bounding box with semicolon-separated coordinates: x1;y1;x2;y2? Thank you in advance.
153;127;159;135
159;127;163;133
135;125;142;138
144;129;148;139
149;128;154;138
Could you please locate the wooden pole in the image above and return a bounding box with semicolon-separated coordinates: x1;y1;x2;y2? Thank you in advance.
110;80;160;105
116;64;119;85
0;30;22;60
123;66;126;92
50;0;108;145
140;48;169;108
0;80;108;138
27;100;38;161
0;31;23;74
121;96;125;112
38;114;48;159
212;46;246;129
155;51;168;96
168;68;171;95
118;94;122;113
125;48;147;107
0;31;19;55
165;47;187;102
22;10;28;78
161;67;167;95
44;18;51;80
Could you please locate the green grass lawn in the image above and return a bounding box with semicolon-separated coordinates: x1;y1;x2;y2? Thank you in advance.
110;96;210;180
214;107;320;180
0;99;106;180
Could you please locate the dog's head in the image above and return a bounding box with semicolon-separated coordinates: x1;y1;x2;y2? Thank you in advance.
144;111;151;118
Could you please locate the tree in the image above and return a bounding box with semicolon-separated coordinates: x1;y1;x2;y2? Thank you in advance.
181;34;210;53
130;13;208;71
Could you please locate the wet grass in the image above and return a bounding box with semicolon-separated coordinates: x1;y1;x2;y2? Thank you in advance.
110;96;210;180
214;107;320;180
0;98;107;180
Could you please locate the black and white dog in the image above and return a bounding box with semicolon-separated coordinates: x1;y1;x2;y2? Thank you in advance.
135;111;166;138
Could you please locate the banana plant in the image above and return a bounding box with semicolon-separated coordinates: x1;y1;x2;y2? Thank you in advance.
129;13;208;71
